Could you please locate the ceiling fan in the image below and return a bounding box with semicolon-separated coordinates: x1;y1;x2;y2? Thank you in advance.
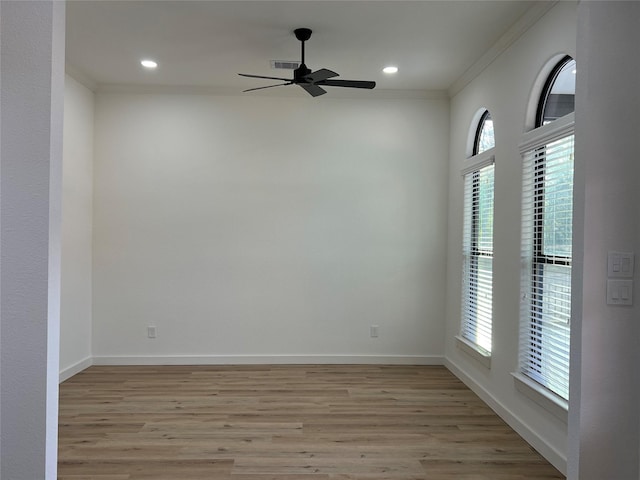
239;28;376;97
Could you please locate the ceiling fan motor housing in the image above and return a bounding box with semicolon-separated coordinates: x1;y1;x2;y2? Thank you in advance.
294;64;312;82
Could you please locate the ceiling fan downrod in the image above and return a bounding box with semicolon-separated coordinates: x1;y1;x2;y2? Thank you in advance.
294;28;312;79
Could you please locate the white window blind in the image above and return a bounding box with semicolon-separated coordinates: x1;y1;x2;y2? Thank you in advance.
520;132;574;401
461;160;495;354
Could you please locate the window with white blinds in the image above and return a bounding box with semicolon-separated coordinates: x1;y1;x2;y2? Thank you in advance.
461;159;495;355
520;126;574;401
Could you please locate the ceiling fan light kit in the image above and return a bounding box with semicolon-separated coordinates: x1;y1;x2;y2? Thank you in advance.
239;28;376;97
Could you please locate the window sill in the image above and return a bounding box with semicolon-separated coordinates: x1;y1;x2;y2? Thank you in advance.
455;336;491;369
511;372;568;423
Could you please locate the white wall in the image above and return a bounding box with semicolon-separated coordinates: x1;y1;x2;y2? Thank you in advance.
60;74;94;380
0;2;65;478
92;93;449;363
444;2;577;474
569;2;640;478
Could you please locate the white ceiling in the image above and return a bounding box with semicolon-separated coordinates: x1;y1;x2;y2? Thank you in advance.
65;0;540;95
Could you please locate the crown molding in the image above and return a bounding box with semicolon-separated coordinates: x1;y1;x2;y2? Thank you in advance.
94;83;448;100
448;1;559;98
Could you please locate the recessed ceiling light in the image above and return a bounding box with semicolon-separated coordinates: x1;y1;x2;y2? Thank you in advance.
141;59;158;69
383;66;398;74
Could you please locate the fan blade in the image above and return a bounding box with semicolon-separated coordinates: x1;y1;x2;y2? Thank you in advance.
317;79;376;90
243;82;292;93
299;83;327;97
304;68;339;83
239;73;293;81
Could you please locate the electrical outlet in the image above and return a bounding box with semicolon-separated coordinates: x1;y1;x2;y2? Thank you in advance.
147;326;157;338
370;325;379;338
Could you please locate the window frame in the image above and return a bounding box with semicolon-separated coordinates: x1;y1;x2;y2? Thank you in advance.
522;134;573;400
473;110;494;155
459;109;495;366
518;54;575;413
518;110;574;412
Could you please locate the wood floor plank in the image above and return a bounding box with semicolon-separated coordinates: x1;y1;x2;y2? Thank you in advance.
58;365;564;479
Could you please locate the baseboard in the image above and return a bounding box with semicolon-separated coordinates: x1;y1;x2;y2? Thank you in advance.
59;356;93;383
92;354;444;366
444;358;567;476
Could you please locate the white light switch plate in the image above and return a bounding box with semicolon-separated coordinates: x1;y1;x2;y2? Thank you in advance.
606;279;633;306
607;251;634;278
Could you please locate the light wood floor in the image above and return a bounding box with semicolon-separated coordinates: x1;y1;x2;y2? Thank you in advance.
58;365;565;480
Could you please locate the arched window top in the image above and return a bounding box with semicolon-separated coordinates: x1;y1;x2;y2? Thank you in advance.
536;55;575;127
473;110;495;155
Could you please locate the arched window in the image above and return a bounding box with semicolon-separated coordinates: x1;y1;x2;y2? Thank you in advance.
519;56;575;403
473;110;495;154
536;56;576;126
459;110;495;362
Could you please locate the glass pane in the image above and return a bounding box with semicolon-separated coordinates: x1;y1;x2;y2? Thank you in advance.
476;113;495;154
542;59;575;125
476;166;494;253
543;136;574;257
